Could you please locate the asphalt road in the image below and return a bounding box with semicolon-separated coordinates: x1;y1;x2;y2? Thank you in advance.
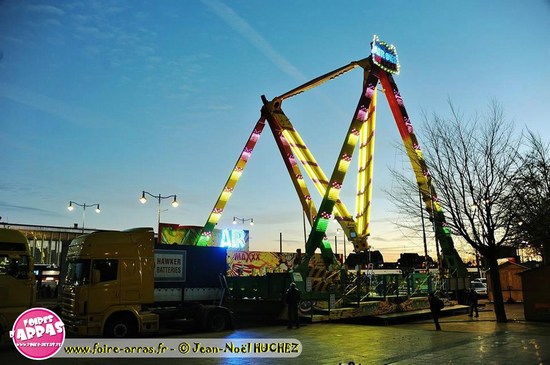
2;301;549;365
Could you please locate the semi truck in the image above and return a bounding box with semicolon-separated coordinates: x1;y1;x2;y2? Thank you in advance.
0;228;36;343
61;227;232;337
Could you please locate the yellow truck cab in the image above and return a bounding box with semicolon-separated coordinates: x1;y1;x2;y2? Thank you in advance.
0;228;36;343
62;227;232;337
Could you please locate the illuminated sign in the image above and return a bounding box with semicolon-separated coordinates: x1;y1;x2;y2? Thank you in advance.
219;229;248;250
371;35;400;75
159;223;249;250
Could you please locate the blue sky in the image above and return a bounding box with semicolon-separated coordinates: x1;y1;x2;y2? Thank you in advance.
1;0;549;261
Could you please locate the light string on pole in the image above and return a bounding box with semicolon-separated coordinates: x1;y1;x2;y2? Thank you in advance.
232;217;254;226
139;191;179;231
67;201;100;233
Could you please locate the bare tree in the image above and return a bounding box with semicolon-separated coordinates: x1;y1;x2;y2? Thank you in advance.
387;100;521;323
509;131;550;265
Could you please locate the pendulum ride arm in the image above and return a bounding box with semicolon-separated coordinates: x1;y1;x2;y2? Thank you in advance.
262;59;379;264
377;71;469;278
278;58;371;101
196;58;371;247
262;100;318;226
195;117;267;246
355;88;377;248
261;57;376;251
261;96;355;228
302;70;381;268
195;35;467;280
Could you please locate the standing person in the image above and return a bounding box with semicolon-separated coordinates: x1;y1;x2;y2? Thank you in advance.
428;292;443;331
468;288;479;317
285;282;301;329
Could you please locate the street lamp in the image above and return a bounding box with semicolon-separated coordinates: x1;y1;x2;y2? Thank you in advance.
337;228;347;262
232;217;254;226
139;191;179;230
67;201;100;233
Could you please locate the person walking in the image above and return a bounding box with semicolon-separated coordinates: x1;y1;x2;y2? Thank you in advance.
468;288;479;317
285;282;301;329
428;292;443;331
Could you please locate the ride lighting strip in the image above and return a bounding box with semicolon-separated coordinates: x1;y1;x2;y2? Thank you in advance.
268;119;317;225
282;125;354;221
195;35;467;278
378;70;468;277
274;95;376;240
356;88;377;238
196;47;372;253
196;117;267;246
304;71;380;267
264;102;355;225
263;107;319;225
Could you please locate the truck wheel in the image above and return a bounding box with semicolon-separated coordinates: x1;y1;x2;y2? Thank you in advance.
104;314;137;338
207;310;229;332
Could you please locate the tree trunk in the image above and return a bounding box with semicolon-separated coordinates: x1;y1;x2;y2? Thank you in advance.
487;254;507;322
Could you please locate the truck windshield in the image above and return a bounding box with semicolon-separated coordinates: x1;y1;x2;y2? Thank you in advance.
0;254;30;279
66;259;91;286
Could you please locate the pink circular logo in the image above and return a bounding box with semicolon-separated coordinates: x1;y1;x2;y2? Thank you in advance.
10;307;65;360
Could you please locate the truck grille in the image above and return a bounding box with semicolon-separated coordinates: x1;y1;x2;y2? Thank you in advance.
61;287;78;328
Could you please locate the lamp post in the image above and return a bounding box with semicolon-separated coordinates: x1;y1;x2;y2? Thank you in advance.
302;200;314;245
67;201;101;233
419;189;429;265
232;217;254;249
337;228;347;264
139;191;179;231
232;217;254;226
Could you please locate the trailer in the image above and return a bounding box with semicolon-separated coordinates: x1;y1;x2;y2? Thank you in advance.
61;228;232;337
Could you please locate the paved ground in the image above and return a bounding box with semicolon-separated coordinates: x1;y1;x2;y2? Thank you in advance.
2;300;549;364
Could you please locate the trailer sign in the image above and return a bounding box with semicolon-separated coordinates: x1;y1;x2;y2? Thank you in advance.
154;251;186;281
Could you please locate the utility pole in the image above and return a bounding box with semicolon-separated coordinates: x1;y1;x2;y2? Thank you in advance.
420;189;429;262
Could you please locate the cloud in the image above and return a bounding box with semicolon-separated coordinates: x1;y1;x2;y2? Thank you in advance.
44;18;62;27
0;201;64;217
206;104;233;111
0;82;110;128
25;4;65;16
0;35;25;45
370;236;399;243
200;0;306;83
201;0;351;120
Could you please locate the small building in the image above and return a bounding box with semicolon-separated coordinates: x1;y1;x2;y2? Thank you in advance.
0;222;97;267
487;261;529;303
520;265;550;322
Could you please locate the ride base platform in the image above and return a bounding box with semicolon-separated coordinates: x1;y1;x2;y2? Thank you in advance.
305;297;469;323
